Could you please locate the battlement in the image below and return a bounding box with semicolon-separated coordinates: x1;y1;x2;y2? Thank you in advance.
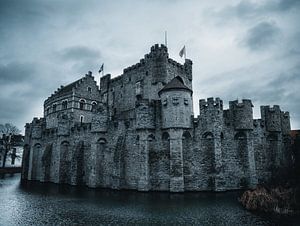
32;117;45;125
30;117;46;139
229;99;253;109
260;105;282;132
168;58;184;70
123;61;145;73
228;99;254;130
199;97;223;110
122;44;168;74
281;111;291;135
261;105;281;113
149;43;168;56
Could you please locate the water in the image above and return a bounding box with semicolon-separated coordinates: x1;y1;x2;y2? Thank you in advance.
0;174;299;226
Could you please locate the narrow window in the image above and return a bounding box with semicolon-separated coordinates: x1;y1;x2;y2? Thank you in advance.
52;104;57;112
87;87;92;93
91;101;97;111
62;100;68;110
79;99;86;110
80;115;84;123
136;81;141;95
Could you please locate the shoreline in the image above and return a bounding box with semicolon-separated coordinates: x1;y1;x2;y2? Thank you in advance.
240;186;300;216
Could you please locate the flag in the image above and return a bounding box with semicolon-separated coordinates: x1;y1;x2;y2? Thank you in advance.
179;46;186;58
98;63;104;73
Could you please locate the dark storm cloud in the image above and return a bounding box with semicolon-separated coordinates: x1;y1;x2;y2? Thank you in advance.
0;60;57;124
0;62;36;84
219;0;300;20
241;21;281;51
59;46;101;61
265;0;300;12
200;60;300;127
0;0;299;130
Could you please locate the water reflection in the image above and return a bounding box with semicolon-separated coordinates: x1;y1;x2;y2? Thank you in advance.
0;174;299;225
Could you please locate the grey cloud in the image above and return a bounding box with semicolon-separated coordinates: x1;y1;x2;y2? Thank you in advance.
59;46;101;61
218;0;300;20
241;21;281;51
199;61;300;127
0;62;36;84
268;0;300;12
0;0;299;130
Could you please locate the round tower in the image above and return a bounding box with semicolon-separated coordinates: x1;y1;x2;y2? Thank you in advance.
158;77;193;129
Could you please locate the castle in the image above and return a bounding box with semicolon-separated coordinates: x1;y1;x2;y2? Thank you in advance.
21;44;292;192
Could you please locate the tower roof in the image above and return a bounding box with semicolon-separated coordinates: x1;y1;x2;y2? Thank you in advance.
159;77;192;95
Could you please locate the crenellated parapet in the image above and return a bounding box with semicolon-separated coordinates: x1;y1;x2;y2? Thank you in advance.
31;117;46;139
148;44;168;59
261;105;282;132
199;97;223;134
281;111;291;135
229;99;253;130
100;74;111;94
200;97;223;113
184;59;192;81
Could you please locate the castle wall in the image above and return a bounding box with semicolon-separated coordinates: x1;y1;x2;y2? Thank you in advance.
100;44;192;123
22;44;292;193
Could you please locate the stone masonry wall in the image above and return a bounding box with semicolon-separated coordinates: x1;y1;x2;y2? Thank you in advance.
22;44;292;193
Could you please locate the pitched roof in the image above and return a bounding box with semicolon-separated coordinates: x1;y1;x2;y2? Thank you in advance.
55;78;82;96
159;77;192;94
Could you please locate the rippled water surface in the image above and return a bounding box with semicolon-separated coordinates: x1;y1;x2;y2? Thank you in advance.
0;174;299;225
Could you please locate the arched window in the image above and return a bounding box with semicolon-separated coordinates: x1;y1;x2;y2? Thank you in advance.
80;115;84;123
97;138;107;144
87;87;92;93
91;101;97;111
136;81;141;96
234;132;246;140
62;100;68;110
52;104;57;112
148;134;155;142
79;99;86;110
203;132;214;139
59;141;70;183
32;143;41;180
183;131;192;140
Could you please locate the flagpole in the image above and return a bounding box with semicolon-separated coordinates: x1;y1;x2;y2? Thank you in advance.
165;31;168;47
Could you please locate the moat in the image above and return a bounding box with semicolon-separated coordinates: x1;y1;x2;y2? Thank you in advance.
0;174;299;225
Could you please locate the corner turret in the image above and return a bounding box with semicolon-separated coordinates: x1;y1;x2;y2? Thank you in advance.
159;77;193;129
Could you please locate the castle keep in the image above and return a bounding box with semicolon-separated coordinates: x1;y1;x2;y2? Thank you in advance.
22;44;292;192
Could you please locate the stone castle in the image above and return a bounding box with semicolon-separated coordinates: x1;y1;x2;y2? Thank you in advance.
22;44;292;192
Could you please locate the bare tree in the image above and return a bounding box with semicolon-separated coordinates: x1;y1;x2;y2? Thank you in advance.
0;123;21;168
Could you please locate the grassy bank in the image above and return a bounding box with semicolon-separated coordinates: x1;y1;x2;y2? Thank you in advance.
240;186;300;215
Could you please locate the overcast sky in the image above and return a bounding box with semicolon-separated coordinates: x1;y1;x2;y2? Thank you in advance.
0;0;299;132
